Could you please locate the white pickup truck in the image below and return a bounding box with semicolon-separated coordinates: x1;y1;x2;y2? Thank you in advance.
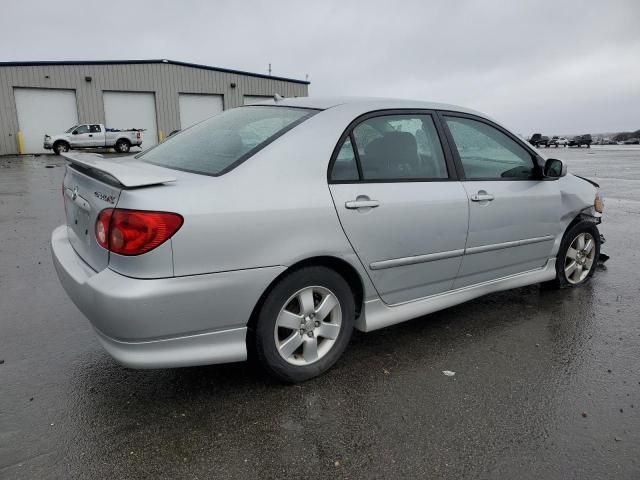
44;124;144;154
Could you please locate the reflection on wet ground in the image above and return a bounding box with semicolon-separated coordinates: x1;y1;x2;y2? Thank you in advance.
1;147;639;479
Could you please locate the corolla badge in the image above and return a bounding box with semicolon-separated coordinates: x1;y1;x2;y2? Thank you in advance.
94;191;116;204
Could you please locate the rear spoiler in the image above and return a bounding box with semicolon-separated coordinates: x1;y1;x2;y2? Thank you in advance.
61;152;176;188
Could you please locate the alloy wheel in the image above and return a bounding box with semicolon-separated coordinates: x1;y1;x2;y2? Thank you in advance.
274;286;342;366
564;232;596;284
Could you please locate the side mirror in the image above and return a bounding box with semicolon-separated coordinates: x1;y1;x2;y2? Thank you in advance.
72;130;79;135
543;158;567;178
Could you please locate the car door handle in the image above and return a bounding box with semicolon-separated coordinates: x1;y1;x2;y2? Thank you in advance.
470;192;495;202
345;199;380;209
88;134;93;137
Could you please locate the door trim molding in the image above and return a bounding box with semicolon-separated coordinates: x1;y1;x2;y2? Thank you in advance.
370;249;465;270
465;235;554;255
368;235;555;271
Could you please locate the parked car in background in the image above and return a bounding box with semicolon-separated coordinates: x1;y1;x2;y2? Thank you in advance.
596;138;617;145
51;97;605;382
44;124;144;154
623;138;639;145
568;134;592;148
529;133;541;147
548;136;568;147
529;133;550;147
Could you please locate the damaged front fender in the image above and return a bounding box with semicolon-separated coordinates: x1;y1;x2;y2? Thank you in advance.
559;174;602;229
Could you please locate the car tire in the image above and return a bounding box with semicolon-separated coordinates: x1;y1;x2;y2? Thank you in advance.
254;266;355;383
115;140;131;153
53;142;69;155
548;220;600;289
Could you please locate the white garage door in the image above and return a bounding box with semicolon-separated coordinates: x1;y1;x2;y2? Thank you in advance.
14;88;78;154
103;91;158;148
179;94;223;129
243;95;273;105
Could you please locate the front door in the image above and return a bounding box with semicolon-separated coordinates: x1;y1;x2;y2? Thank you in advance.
441;114;562;288
70;124;92;147
329;111;469;305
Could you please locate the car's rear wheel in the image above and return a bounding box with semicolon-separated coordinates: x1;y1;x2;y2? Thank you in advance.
254;266;355;383
115;139;131;153
549;220;600;288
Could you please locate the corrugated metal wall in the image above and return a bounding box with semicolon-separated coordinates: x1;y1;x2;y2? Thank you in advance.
0;62;309;155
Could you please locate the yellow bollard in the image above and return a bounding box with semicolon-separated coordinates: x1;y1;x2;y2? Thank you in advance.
158;130;165;143
16;131;25;155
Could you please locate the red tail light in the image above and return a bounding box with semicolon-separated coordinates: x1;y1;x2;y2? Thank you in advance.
96;208;183;256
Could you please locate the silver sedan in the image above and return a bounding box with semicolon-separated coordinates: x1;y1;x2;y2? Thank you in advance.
52;97;604;382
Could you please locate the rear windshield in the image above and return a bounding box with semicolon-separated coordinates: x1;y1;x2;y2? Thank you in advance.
139;106;317;176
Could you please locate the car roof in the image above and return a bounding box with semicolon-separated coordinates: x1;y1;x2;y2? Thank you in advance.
255;96;487;117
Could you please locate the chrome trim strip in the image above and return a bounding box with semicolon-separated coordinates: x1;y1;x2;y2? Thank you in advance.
370;249;465;271
368;235;555;271
464;235;555;255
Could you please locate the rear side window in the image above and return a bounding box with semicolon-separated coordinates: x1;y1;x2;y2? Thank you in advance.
330;113;448;181
330;137;360;181
445;116;536;180
89;125;101;133
140;106;317;176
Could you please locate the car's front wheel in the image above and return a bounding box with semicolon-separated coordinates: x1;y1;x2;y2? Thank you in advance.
254;266;355;383
53;141;69;155
550;220;600;288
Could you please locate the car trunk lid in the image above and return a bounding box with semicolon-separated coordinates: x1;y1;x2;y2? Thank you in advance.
61;152;177;271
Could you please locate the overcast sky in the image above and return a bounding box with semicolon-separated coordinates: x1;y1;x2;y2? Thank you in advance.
1;0;638;134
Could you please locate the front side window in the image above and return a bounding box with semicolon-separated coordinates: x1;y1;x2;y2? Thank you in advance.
445;116;536;180
349;114;448;181
140;106;317;176
74;125;89;134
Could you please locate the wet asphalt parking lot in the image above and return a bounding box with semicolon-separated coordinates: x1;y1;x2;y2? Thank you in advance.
1;146;639;479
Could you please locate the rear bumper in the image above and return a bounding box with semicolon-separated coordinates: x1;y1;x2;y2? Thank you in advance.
93;326;248;369
51;225;285;368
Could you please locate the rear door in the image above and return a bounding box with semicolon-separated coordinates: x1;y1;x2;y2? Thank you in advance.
329;111;469;305
440;113;562;288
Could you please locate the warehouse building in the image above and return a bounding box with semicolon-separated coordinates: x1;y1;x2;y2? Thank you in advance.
0;59;309;155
